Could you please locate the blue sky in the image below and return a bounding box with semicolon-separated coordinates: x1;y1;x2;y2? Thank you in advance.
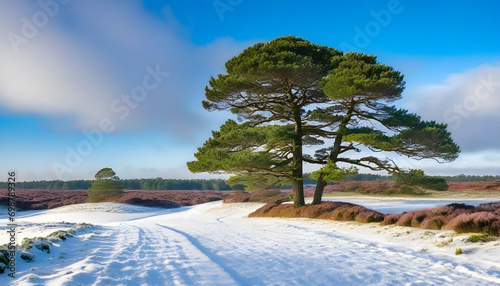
1;0;499;181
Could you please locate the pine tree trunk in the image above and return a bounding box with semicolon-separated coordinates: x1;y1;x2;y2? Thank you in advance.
312;101;356;205
292;106;305;208
292;176;305;208
311;173;327;205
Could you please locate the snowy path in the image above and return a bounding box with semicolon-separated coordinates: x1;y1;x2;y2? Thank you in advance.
3;201;500;285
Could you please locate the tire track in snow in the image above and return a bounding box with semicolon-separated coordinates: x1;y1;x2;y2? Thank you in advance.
154;223;247;285
29;221;239;285
280;222;500;285
155;203;500;286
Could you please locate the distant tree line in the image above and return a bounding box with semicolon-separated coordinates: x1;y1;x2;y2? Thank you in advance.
440;174;500;182
287;173;500;187
0;180;94;190
342;174;500;182
0;178;244;191
120;178;241;190
1;174;498;191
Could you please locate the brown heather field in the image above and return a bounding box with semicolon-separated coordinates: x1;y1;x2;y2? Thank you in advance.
2;182;500;236
240;182;500;236
3;181;500;211
0;189;228;210
323;180;500;193
446;181;500;192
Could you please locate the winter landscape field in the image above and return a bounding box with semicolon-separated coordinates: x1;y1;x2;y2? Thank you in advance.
2;1;500;285
1;196;500;285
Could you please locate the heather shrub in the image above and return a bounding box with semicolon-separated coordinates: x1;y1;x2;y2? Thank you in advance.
379;202;500;236
0;189;89;210
446;203;475;211
474;203;500;213
116;197;181;208
249;201;384;223
395;209;430;227
381;213;402;225
115;190;223;206
345;186;357;192
47;202;63;209
420;215;447;230
444;212;500;236
355;209;385;223
391;204;473;228
250;190;282;201
455;248;463;255
222;191;250;203
224;189;287;204
353;186;425;196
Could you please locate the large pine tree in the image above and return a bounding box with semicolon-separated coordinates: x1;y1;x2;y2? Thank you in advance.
200;36;341;207
189;36;460;207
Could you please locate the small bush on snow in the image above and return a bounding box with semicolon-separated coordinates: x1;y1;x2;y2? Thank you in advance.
20;252;35;262
466;234;497;243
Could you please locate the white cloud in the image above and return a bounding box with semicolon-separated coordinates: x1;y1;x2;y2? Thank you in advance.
392;149;500;176
410;63;500;152
0;0;247;138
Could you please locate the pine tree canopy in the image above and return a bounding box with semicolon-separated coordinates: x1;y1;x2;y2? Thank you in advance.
188;35;460;207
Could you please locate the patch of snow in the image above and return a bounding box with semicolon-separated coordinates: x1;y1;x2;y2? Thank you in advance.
0;201;498;285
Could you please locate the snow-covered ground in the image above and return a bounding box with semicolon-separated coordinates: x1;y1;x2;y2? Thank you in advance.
1;201;500;285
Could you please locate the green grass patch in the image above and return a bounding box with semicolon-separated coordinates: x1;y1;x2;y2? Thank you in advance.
466;234;497;243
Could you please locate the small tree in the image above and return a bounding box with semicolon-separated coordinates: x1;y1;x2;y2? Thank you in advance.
87;168;124;203
394;169;449;191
